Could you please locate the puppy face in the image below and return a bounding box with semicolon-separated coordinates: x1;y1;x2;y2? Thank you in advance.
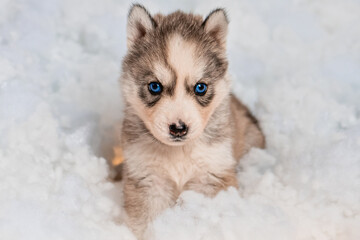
122;5;230;146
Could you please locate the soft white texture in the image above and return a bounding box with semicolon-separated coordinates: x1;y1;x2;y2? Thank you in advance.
0;0;359;239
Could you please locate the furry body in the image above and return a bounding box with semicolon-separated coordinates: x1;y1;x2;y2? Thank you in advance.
120;5;265;239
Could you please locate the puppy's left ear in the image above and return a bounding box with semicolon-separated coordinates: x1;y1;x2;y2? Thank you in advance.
202;9;229;48
127;4;156;49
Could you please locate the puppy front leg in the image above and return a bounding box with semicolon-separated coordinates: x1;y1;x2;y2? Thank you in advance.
184;170;238;197
124;176;178;239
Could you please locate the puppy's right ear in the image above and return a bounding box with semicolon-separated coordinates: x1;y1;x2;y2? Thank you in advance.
127;4;156;49
202;9;228;48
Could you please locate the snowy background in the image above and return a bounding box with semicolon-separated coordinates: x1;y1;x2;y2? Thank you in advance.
0;0;359;239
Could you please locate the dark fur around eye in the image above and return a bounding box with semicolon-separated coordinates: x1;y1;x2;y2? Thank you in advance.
138;86;161;107
185;83;214;107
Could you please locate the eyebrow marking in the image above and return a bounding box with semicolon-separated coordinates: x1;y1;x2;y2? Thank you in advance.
165;78;176;96
152;60;177;97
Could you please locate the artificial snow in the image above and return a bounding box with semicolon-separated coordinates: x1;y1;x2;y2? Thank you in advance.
0;0;359;239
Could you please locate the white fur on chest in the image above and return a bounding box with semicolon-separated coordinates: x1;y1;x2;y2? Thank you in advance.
124;138;235;189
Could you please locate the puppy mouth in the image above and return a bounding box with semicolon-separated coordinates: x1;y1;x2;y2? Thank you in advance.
169;129;187;137
170;136;187;142
165;133;189;146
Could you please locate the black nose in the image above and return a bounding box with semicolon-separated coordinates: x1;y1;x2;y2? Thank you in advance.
169;120;188;138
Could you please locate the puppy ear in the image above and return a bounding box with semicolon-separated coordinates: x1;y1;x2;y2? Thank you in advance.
127;4;156;49
202;9;229;48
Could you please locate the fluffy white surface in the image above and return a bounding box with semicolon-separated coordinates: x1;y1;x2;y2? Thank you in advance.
0;0;359;239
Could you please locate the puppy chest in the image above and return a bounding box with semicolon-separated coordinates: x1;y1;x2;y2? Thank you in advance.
163;156;198;188
160;145;233;189
125;141;234;190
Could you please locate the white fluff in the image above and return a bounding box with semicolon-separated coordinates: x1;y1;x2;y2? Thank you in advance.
0;0;359;239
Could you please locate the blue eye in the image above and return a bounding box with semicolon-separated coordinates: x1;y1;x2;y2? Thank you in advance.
148;82;162;95
194;83;207;96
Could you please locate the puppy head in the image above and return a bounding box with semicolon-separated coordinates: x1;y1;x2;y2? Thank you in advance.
122;4;230;146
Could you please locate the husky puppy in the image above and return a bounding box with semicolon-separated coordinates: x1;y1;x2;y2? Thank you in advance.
120;4;265;238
